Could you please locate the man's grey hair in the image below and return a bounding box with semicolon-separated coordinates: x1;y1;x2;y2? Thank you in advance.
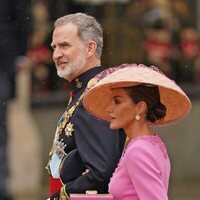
54;12;103;58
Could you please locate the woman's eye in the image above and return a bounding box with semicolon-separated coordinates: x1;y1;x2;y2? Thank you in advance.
113;98;121;104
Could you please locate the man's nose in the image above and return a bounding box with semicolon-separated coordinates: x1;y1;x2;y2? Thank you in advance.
53;48;63;59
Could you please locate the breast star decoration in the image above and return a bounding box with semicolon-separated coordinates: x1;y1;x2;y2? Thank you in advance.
65;122;74;137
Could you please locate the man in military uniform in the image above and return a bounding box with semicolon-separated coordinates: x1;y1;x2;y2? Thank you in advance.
46;13;126;199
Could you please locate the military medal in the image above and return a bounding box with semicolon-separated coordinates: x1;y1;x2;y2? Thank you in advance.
48;93;84;157
65;122;74;137
55;139;67;159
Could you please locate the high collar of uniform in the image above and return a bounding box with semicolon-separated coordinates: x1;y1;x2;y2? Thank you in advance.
70;66;102;95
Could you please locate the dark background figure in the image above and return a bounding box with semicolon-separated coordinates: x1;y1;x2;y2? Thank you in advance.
178;24;200;83
0;0;30;199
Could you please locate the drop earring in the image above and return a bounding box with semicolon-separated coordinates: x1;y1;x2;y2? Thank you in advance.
135;114;141;121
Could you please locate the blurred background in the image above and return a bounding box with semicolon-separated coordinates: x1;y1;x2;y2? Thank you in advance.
3;0;200;199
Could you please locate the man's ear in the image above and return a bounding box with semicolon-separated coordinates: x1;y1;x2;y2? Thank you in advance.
87;40;97;57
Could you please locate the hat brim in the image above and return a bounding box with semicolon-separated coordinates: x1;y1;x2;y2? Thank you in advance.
83;66;191;125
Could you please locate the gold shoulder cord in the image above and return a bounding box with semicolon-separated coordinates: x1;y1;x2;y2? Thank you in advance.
60;186;70;200
49;93;84;157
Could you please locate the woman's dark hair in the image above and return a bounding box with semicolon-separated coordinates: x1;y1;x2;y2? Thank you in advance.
125;84;166;123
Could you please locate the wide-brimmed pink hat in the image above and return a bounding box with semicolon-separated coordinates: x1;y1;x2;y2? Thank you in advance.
83;63;192;125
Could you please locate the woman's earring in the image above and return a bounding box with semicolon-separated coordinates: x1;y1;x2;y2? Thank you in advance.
135;114;141;121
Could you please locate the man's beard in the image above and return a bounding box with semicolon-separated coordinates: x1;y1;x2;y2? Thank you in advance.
57;53;86;81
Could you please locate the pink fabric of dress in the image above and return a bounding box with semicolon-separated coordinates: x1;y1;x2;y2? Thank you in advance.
108;135;170;200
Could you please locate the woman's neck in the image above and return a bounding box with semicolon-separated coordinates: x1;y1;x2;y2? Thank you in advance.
125;121;153;140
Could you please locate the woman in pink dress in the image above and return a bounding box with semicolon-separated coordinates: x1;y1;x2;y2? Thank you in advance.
83;63;191;200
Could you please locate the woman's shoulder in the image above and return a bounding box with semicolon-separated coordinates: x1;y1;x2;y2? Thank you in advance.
125;135;168;160
129;134;162;147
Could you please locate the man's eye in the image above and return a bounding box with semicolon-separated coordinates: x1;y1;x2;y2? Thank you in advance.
62;43;70;48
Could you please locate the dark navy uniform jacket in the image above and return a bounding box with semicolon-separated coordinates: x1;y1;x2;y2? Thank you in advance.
51;66;126;195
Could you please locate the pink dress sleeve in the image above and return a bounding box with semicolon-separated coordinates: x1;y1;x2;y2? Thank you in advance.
124;140;169;200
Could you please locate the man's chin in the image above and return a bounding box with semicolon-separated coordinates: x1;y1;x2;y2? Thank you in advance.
57;71;71;81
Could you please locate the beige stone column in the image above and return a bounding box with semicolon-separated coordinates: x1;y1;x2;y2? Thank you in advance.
7;64;42;198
